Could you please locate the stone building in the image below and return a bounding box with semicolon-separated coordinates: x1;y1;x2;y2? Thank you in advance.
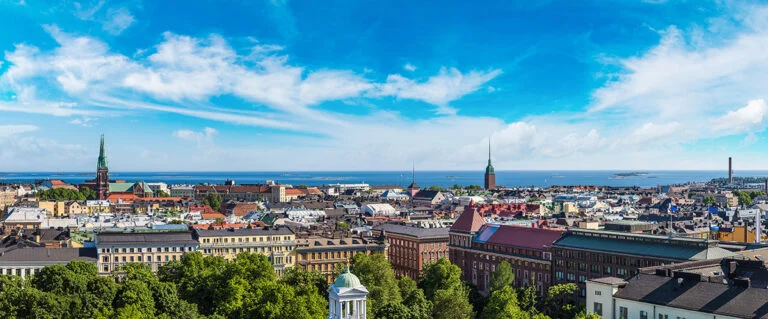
295;236;386;283
374;223;449;280
196;227;296;276
95;229;199;274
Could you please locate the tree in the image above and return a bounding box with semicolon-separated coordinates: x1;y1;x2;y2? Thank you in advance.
36;188;87;201
575;310;602;319
489;261;515;293
398;277;432;319
203;193;223;212
156;190;171;198
518;285;539;316
114;280;156;317
427;186;442;191
80;187;97;200
420;258;463;300
346;253;401;317
543;283;579;318
466;185;483;190
432;285;475;319
337;222;351;231
452;184;462;190
733;190;753;206
481;286;527;319
280;266;329;298
703;196;716;206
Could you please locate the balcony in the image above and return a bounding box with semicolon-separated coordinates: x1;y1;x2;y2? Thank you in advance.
200;240;296;249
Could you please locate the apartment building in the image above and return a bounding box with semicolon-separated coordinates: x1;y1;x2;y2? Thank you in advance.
95;229;199;274
295;236;386;282
374;223;449;280
196;227;296;276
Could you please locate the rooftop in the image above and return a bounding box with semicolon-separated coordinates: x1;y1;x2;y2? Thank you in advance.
374;223;449;239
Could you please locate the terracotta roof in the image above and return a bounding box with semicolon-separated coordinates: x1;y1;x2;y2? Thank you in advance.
194;184;271;194
107;194;139;203
201;212;226;220
228;203;261;217
285;188;303;196
49;180;67;185
451;203;486;233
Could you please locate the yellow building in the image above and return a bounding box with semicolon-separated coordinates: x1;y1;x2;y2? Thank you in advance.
85;200;111;215
563;202;578;214
196;227;296;276
716;225;768;243
38;201;67;217
95;229;199;274
65;201;84;215
295;237;386;283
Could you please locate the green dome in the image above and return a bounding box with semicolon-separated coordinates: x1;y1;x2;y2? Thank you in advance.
333;267;362;288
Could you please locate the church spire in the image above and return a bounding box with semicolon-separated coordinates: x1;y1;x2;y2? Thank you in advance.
97;134;108;170
485;137;494;175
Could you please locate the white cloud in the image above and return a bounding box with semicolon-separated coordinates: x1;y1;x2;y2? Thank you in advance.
712;99;768;134
172;127;218;143
68;117;95;127
376;67;502;113
403;63;417;72
627;122;681;143
103;8;135;35
0;125;38;137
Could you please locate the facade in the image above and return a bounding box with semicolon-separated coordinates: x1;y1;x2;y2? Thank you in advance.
0;247;97;278
484;141;496;190
587;249;768;319
85;200;111;214
411;190;446;208
0;186;16;212
2;207;50;230
194;184;286;203
95;229;199;274
361;203;398;217
296;237;386;283
196;227;296;276
170;185;194;198
552;229;736;300
375;223;450;280
38;200;67;217
451;222;564;294
328;268;369;319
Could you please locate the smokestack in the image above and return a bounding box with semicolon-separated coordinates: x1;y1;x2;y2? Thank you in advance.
729;157;733;184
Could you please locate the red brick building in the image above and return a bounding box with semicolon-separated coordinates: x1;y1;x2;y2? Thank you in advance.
449;202;564;294
374;223;450;280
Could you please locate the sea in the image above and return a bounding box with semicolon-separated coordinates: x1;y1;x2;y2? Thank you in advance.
0;170;766;188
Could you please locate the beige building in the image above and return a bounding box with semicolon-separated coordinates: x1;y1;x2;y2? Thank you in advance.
65;201;84;215
38;201;67;217
0;186;16;212
196;227;296;276
295;237;386;283
95;230;199;274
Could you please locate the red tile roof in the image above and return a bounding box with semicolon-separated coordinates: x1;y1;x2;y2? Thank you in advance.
107;194;139;203
451;202;486;233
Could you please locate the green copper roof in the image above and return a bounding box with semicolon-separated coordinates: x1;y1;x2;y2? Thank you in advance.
97;135;108;170
333;267;362;289
485;139;494;175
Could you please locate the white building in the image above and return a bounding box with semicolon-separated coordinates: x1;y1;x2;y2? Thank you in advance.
361;203;398;217
169;185;194;198
587;253;768;319
146;182;169;196
328;267;369;319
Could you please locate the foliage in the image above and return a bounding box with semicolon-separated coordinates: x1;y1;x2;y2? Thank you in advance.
481;286;527;319
80;187;97;200
427;186;442;191
489;261;515;293
36;188;87;201
575;310;602;319
203;193;223;212
432;285;475;319
167;220;186;225
156;190;171;198
466;185;483;190
703;196;716;205
420;258;463;300
346;253;401;317
337;222;351;231
543;283;579;318
733;190;765;206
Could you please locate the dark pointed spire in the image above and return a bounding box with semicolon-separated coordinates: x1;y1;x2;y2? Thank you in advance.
97;134;108;170
485;137;494;175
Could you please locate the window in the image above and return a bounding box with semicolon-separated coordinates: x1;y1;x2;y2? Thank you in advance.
594;290;601;296
619;306;628;319
617;268;627;276
658;314;668;319
593;302;603;316
556;271;564;279
640;311;648;319
567;273;576;282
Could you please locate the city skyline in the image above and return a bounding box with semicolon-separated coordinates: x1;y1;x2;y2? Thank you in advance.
3;1;768;171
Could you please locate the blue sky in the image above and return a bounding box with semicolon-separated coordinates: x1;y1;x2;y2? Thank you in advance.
1;0;768;171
